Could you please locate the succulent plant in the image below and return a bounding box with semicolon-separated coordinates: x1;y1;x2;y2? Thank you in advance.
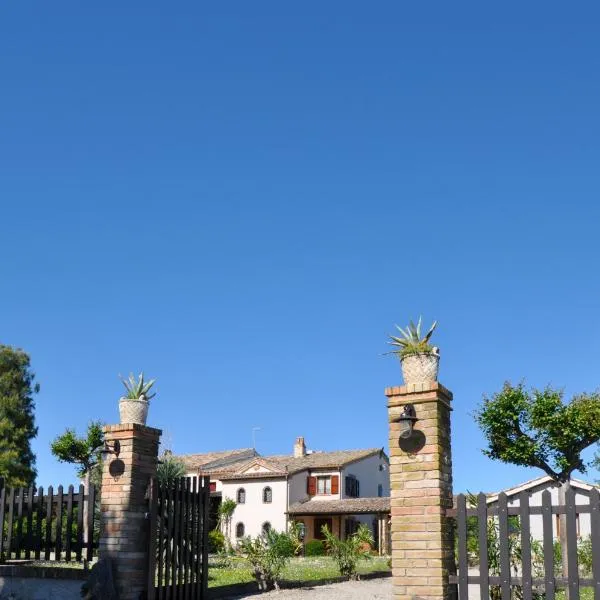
388;317;438;359
120;372;157;401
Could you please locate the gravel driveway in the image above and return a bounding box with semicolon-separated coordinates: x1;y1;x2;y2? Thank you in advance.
228;578;391;599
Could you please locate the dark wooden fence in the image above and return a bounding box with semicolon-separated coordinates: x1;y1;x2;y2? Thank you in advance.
0;480;97;563
147;475;211;600
448;485;600;600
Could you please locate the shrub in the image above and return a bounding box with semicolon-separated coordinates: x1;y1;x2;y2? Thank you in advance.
322;524;373;580
238;529;294;591
304;539;326;556
209;529;226;554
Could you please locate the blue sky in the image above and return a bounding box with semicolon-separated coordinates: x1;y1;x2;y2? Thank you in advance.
1;2;599;492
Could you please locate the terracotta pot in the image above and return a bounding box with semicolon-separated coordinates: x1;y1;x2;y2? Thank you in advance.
400;351;440;385
118;397;149;425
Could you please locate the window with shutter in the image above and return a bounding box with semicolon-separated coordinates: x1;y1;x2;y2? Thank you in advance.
307;476;317;496
237;488;246;504
331;475;339;494
317;476;331;495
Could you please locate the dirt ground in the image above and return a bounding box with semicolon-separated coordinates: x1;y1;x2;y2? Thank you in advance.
229;578;391;599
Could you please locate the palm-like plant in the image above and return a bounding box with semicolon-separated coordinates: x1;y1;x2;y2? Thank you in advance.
388;316;437;359
120;372;157;401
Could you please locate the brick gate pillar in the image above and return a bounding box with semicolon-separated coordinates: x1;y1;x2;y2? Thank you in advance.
386;382;454;600
100;424;162;600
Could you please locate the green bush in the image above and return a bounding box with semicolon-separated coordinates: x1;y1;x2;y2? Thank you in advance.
239;529;294;591
209;529;226;554
322;524;373;580
304;539;326;556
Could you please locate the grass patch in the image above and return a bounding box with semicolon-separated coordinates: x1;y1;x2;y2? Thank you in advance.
208;555;390;589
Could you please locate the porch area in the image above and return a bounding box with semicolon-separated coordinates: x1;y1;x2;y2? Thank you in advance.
287;497;390;555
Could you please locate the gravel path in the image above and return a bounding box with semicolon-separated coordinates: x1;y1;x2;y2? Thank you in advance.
228;578;391;599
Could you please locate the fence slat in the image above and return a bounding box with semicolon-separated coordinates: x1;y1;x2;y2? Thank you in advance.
45;486;53;561
565;485;580;600
147;478;158;600
194;477;204;598
498;492;511;600
177;478;185;589
164;483;173;600
457;494;468;600
25;485;34;560
35;487;43;560
6;488;15;559
590;488;600;600
183;477;190;599
201;476;210;597
477;492;490;600
76;485;84;562
86;484;95;563
520;490;533;600
65;485;74;561
0;486;6;560
191;478;198;597
55;485;64;561
542;490;555;600
15;488;24;560
157;484;164;600
170;479;180;599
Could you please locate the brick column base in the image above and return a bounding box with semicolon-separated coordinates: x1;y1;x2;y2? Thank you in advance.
100;424;162;600
386;382;455;600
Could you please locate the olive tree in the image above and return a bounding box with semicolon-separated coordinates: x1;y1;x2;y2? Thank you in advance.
475;382;600;591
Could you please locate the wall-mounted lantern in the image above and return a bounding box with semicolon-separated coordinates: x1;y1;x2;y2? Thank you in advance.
393;404;418;439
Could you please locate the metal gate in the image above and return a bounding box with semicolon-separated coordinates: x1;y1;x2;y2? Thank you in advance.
147;476;211;600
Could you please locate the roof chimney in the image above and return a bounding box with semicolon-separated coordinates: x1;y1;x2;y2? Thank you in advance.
294;436;306;458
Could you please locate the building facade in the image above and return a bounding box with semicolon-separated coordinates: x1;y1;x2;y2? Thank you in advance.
179;436;391;551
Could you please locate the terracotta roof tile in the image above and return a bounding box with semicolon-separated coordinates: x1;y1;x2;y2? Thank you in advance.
178;448;257;472
288;497;390;515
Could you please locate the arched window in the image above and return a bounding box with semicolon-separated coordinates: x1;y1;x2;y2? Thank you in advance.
236;488;246;504
262;521;271;535
236;522;245;538
263;486;272;503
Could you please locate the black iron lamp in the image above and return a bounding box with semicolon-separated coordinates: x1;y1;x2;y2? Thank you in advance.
101;440;121;458
394;404;418;439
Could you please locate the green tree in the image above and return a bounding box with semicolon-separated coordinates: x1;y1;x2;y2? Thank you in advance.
50;421;104;546
475;382;600;594
156;452;186;488
0;345;39;487
50;421;105;486
217;498;237;550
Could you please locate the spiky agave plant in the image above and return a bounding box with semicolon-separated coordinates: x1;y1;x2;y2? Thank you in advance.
120;372;157;401
388;317;438;359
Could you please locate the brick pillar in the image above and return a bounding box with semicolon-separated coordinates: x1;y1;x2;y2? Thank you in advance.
100;424;162;600
386;382;454;600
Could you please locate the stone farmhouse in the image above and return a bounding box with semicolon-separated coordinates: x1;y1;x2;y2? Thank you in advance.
179;436;391;553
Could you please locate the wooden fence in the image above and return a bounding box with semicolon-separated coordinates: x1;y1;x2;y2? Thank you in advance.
0;480;97;563
448;485;600;600
147;475;211;600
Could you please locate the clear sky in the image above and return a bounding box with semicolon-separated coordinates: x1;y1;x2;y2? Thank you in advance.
1;2;599;492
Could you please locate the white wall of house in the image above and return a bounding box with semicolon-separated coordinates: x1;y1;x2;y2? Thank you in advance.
341;453;390;499
288;470;309;505
221;478;288;544
491;484;592;541
186;471;223;493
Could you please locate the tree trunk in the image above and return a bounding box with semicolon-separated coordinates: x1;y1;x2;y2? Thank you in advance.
558;482;569;600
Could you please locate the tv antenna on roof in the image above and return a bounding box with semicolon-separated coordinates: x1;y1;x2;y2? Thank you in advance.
252;427;262;450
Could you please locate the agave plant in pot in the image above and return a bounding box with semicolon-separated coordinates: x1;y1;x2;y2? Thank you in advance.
388;317;439;385
118;372;156;425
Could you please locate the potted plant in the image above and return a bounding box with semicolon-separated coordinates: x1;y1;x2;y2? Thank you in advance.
388;317;439;384
118;372;156;425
